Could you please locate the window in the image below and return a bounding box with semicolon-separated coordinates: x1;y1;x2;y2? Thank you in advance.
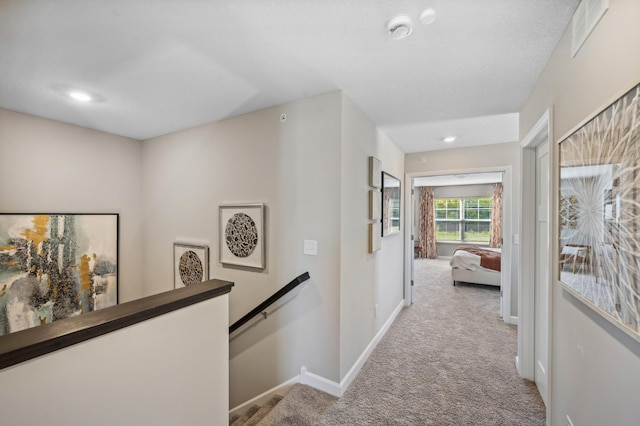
435;198;492;242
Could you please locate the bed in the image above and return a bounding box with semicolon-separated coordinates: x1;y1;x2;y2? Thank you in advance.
450;245;502;287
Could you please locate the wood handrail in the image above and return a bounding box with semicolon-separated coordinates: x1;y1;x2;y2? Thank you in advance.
229;272;310;334
0;279;233;370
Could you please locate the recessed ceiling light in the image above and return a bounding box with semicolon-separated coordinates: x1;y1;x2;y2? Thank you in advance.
443;136;456;143
387;15;413;40
68;91;93;102
420;9;437;25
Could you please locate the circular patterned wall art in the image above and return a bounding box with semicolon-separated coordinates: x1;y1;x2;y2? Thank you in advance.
179;250;203;286
225;213;258;258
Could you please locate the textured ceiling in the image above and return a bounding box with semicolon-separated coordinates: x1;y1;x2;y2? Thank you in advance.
0;0;578;152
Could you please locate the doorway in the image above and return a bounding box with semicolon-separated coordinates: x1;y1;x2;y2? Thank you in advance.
404;167;513;323
519;108;553;408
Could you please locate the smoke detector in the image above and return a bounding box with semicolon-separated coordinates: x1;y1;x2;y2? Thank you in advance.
387;15;413;40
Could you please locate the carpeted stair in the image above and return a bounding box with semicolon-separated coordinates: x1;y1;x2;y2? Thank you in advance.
229;384;336;426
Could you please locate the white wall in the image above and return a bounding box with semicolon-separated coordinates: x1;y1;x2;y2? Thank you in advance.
405;142;520;315
1;91;406;410
433;183;494;199
339;96;405;378
143;92;343;407
0;109;144;302
143;92;406;406
0;295;229;426
520;0;640;424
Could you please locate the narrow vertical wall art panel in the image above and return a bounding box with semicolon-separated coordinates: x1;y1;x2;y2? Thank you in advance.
369;189;382;221
558;82;640;341
369;222;381;253
369;156;382;188
0;213;118;336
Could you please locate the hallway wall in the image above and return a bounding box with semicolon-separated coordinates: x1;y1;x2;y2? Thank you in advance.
520;0;640;423
143;92;406;407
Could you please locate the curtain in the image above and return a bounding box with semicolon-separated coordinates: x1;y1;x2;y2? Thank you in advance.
489;183;503;248
418;186;438;259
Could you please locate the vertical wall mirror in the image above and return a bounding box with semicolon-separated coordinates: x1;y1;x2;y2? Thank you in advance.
382;172;401;236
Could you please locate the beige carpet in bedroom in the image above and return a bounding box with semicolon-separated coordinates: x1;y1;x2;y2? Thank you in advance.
314;256;545;425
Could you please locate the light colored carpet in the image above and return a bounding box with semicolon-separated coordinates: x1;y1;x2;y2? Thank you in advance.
258;383;337;426
316;257;546;425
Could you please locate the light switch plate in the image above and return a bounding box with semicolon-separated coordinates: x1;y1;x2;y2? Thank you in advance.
304;240;318;256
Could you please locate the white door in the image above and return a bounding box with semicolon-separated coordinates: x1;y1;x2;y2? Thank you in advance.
534;140;549;405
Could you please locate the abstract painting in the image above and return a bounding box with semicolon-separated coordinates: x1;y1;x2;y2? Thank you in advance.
0;214;118;336
219;204;265;269
173;243;209;288
559;82;640;341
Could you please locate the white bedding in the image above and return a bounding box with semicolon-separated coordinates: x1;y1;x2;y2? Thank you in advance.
450;246;501;287
449;246;501;271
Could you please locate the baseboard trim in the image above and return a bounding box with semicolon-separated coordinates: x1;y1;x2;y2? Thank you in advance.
515;355;520;374
229;375;299;417
303;299;405;397
231;299;405;413
300;366;341;397
339;299;405;395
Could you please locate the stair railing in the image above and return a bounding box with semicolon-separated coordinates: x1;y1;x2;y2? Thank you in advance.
229;272;310;334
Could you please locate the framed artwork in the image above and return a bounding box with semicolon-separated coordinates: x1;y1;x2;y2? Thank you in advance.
369;189;382;221
0;213;118;336
382;172;401;236
219;204;265;269
173;243;209;288
558;81;640;341
369;156;382;188
369;222;381;253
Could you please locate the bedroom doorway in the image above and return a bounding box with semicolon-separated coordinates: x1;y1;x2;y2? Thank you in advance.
406;168;512;322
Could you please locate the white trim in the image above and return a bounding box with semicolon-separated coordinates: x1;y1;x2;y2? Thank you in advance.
509;315;518;325
229;375;299;417
405;166;513;323
519;108;552;380
234;298;405;413
519;107;554;425
300;366;341;397
338;300;404;394
404;179;414;306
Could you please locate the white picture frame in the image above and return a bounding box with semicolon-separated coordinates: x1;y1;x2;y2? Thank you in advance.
369;189;382;221
219;204;265;269
369;156;382;188
174;242;209;288
369;222;381;253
